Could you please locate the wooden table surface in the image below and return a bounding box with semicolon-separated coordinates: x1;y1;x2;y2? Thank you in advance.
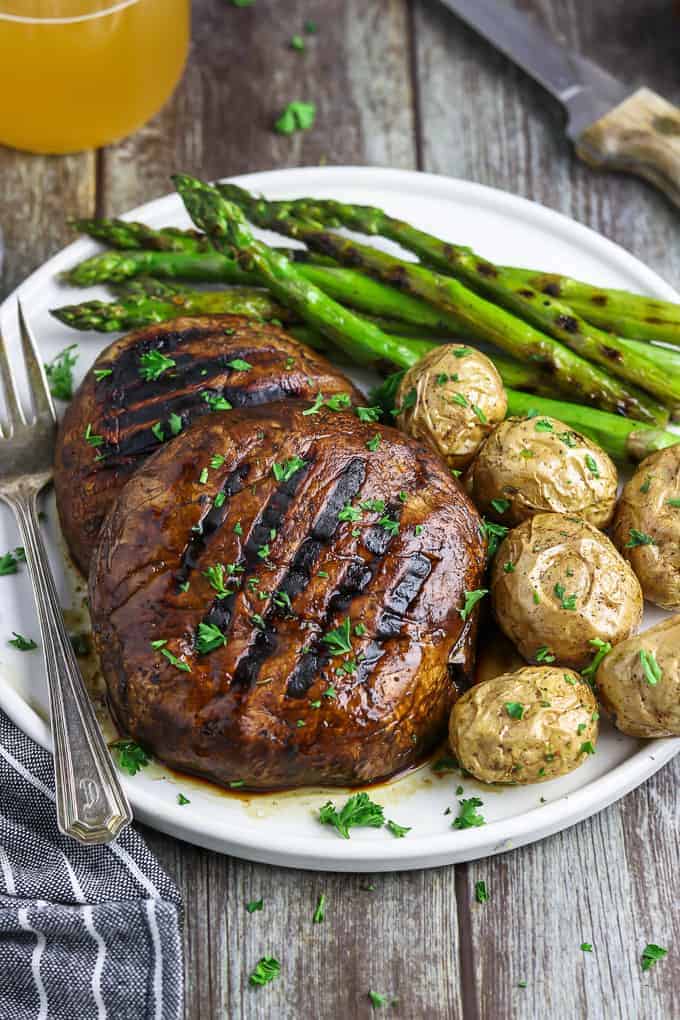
1;1;679;1017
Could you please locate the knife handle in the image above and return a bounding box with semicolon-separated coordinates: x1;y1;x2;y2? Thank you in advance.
575;87;680;209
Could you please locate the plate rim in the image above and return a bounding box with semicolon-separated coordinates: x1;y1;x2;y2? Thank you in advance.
2;165;679;870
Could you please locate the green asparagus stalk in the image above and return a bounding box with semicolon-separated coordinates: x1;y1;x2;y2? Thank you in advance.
498;268;680;345
222;187;679;406
171;175;437;372
65;248;469;336
50;286;293;332
216;186;666;425
70;217;210;253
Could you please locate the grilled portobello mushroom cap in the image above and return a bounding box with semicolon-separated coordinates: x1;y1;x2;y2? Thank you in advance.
55;315;361;573
90;402;486;790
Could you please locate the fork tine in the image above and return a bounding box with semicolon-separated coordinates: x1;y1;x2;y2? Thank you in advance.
17;301;55;425
0;324;27;435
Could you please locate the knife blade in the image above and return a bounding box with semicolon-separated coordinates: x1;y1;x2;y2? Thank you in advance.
437;0;680;208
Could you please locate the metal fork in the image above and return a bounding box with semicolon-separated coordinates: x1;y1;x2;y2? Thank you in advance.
0;302;131;844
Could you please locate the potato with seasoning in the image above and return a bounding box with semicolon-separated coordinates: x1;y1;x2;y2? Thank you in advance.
467;415;618;528
596;616;680;737
395;344;506;470
611;445;680;609
449;665;599;784
491;513;643;669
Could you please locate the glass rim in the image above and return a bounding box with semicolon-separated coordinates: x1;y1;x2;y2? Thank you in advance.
0;0;141;24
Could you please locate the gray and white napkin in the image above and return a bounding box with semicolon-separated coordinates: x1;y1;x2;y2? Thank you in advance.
0;709;183;1020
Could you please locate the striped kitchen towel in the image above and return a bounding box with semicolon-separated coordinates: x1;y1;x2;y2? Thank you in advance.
0;709;183;1020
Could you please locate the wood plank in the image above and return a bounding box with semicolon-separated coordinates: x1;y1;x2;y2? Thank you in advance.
413;1;680;1016
97;0;417;215
0;150;95;298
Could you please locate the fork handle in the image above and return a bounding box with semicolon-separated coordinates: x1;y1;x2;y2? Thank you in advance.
10;493;132;844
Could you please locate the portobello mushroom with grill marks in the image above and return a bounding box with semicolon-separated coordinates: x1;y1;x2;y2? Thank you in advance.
89;402;486;790
55;315;362;574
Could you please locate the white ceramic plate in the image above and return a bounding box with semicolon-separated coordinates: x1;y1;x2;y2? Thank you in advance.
0;166;678;871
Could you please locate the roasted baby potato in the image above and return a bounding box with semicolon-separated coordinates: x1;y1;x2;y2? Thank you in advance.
491;513;643;669
396;344;506;470
596;615;680;737
467;415;618;528
611;445;680;609
449;665;599;784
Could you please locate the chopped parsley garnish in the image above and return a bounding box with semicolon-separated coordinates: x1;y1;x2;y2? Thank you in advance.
481;519;508;558
246;899;264;913
585;453;600;478
640;648;662;686
641;944;667;971
475;880;488;903
577;722;586;735
70;633;91;657
386;819;411;838
393;387;417;416
319;792;385;839
490;497;510;515
84;423;104;447
368;991;388;1008
323;685;336;699
639;475;653;493
414;524;424;537
505;702;524;720
534;418;554;432
361;498;386;513
667;498;680;508
257;543;271;560
453;347;472;358
0;549;23;576
234;521;243;536
198;467;209;484
93;367;112;381
452;797;485;830
204;564;232;599
177;793;190;806
275;100;316;135
472;404;487;424
210;453;226;469
459;588;488;622
312;893;326;923
110;739;150;775
535;646;555;664
202;391;232;411
557;430;578;448
338;502;362;523
272;455;307;482
8;632;37;651
356;405;382;422
503;561;515;573
449;392;468;408
139;349;175;381
249;956;281;987
290;33;305;50
519;448;534;459
196;621;227;654
304;18;317;32
580;741;596;755
533;590;541;605
151;422;165;442
229;779;245;788
45;344;78;401
324;392;352;411
152;641;191;672
625;528;656;548
168;412;183;436
273;591;293;613
554;582;577;611
581;638;612;680
354;623;367;637
431;755;459;773
378;515;399;537
321;618;353;656
227;358;252;371
366;434;381;451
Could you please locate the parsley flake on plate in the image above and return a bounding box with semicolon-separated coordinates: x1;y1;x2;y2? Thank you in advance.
366;433;381;451
356;405;381;423
246;898;264;913
490;497;510;515
84;423;104;447
8;632;37;651
196;621;227;654
227;358;252;371
202;391;232;412
272;456;307;482
45;344;78;401
459;588;488;622
452;797;485;830
475;880;488;903
110;739;150;776
0;549;23;576
93;367;112;381
386;819;411;838
641;943;667;971
581;942;593;952
505;702;524;720
321;618;353;656
138;349;175;381
177;793;190;806
319;792;385;839
274;100;316;135
312;893;326;923
368;991;388;1008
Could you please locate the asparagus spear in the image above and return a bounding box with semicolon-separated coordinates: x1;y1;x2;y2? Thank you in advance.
216;187;666;425
171;175;437;372
222;186;678;406
70;217;210;253
51;286;293;332
498;268;680;346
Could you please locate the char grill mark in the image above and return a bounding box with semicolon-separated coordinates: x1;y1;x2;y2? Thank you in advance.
176;463;250;589
285;499;405;699
230;458;366;689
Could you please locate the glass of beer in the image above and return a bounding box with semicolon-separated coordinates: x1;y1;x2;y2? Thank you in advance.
0;1;190;154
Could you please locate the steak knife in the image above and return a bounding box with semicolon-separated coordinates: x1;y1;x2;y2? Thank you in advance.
437;0;680;208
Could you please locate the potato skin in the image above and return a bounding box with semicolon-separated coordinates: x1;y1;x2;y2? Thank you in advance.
467;416;618;528
491;513;643;669
396;344;506;470
449;666;599;784
596;615;680;737
611;445;680;610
